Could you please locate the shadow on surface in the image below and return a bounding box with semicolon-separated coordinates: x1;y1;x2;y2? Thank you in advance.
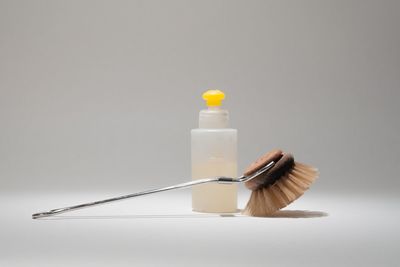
35;210;327;220
266;210;328;218
37;214;241;220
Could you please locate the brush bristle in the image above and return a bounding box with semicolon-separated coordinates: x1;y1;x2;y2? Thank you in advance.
243;161;318;217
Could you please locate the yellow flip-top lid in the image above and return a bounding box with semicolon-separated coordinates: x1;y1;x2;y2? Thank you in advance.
202;89;225;107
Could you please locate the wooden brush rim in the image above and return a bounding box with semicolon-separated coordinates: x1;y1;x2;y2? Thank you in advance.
244;149;283;176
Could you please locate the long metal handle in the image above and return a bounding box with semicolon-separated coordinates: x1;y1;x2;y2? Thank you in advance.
32;177;224;219
32;161;275;219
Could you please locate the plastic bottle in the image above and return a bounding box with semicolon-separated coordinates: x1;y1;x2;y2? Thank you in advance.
191;90;238;213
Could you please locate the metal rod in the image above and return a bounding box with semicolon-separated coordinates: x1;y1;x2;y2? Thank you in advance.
32;178;218;219
32;161;275;219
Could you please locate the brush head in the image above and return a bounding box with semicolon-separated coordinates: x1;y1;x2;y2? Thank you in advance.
243;149;318;217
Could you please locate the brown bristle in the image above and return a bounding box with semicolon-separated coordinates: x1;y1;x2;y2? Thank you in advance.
243;159;319;217
245;153;295;191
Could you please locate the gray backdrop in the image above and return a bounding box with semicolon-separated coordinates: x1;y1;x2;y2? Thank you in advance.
1;0;399;195
1;1;400;266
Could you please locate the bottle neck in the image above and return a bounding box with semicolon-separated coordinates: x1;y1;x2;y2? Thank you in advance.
199;106;229;129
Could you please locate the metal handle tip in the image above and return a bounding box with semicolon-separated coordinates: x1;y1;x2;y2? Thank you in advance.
32;210;59;219
32;213;42;219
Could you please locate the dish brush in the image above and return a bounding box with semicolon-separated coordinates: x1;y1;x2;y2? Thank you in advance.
32;149;317;219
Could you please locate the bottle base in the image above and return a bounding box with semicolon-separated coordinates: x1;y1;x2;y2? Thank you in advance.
192;208;240;214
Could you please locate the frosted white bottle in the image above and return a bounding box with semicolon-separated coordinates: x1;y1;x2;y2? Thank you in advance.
191;90;237;213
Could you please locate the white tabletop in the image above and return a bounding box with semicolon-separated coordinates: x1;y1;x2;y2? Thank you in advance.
1;191;399;266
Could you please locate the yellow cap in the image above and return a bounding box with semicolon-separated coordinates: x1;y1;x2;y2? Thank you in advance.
202;89;225;107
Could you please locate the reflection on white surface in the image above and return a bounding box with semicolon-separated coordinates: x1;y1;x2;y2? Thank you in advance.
36;210;328;220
